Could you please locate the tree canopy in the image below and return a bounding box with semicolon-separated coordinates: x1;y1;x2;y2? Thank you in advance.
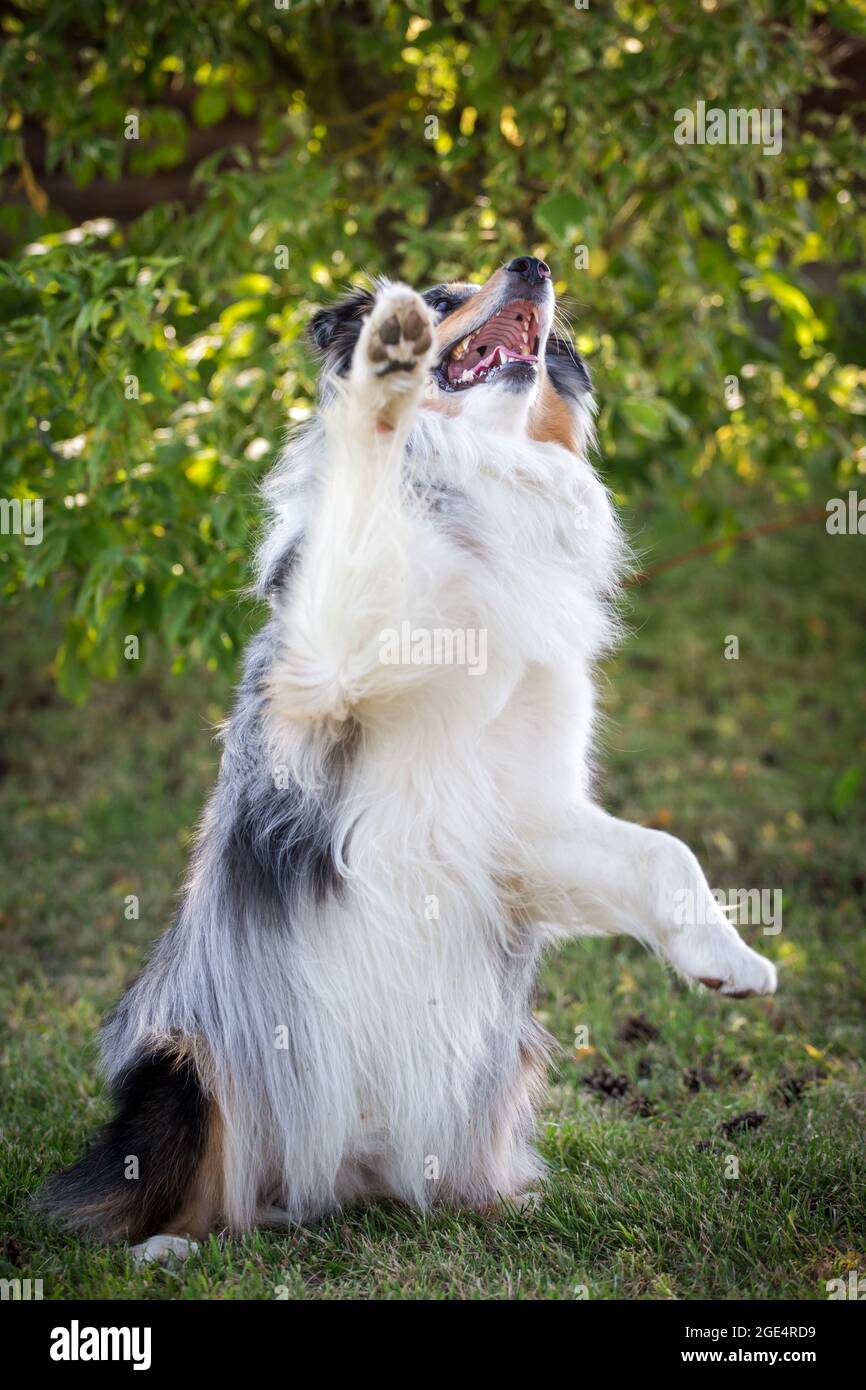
1;0;864;696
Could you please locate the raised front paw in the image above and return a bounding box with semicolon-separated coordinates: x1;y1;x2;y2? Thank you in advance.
697;949;778;999
352;285;437;429
669;918;778;998
365;287;435;376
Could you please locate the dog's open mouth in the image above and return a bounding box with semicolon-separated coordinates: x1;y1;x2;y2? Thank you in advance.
440;299;541;391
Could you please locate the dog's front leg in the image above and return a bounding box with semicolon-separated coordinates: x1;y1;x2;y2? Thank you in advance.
538;804;778;997
268;285;450;726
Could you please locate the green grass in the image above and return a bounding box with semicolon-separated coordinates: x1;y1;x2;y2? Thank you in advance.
2;510;865;1300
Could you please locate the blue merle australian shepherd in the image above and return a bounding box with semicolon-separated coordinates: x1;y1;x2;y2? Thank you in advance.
42;258;776;1262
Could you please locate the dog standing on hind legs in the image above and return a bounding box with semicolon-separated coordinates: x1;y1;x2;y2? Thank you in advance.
40;257;777;1263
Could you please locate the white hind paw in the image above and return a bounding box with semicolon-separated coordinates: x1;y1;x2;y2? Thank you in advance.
131;1234;198;1266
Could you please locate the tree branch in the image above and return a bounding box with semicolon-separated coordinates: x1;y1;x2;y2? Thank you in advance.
624;505;827;588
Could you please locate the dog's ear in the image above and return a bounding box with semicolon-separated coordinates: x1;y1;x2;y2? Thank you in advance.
307;288;376;375
545;332;592;401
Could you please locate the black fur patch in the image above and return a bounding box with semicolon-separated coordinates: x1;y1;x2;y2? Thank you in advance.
421;283;478;318
307;287;375;376
38;1050;209;1243
215;626;356;925
222;769;348;920
265;539;301;595
545;333;591;400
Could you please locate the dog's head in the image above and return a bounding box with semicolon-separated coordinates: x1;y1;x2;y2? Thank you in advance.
309;257;591;450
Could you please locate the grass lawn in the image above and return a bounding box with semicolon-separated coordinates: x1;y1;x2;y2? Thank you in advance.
2;505;864;1300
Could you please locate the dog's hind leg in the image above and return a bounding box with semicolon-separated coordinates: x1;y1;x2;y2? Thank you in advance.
131;1101;225;1264
38;1045;224;1258
130;1120;222;1264
535;804;778;997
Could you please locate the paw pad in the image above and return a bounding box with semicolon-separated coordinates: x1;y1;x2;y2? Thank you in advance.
367;297;434;373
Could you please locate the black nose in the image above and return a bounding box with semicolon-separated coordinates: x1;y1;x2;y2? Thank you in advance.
506;256;551;285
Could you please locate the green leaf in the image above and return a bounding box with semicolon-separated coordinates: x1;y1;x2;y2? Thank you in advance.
163;583;197;644
618;398;670;440
193;88;229;129
831;767;861;817
535;192;589;243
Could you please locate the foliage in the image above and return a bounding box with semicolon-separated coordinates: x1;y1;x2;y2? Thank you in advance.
1;0;865;695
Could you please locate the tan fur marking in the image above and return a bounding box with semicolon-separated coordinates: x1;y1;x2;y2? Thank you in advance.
421;393;463;417
166;1102;224;1241
529;375;577;451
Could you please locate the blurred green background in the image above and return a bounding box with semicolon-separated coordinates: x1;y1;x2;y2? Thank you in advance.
2;0;866;1300
1;0;864;694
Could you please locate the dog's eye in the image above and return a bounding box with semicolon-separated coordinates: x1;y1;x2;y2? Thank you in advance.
432;297;453;317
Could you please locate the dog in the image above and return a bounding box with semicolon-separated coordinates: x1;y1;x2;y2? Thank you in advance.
41;257;777;1263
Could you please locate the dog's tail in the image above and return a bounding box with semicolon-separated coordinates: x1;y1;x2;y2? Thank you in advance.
37;1045;220;1243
